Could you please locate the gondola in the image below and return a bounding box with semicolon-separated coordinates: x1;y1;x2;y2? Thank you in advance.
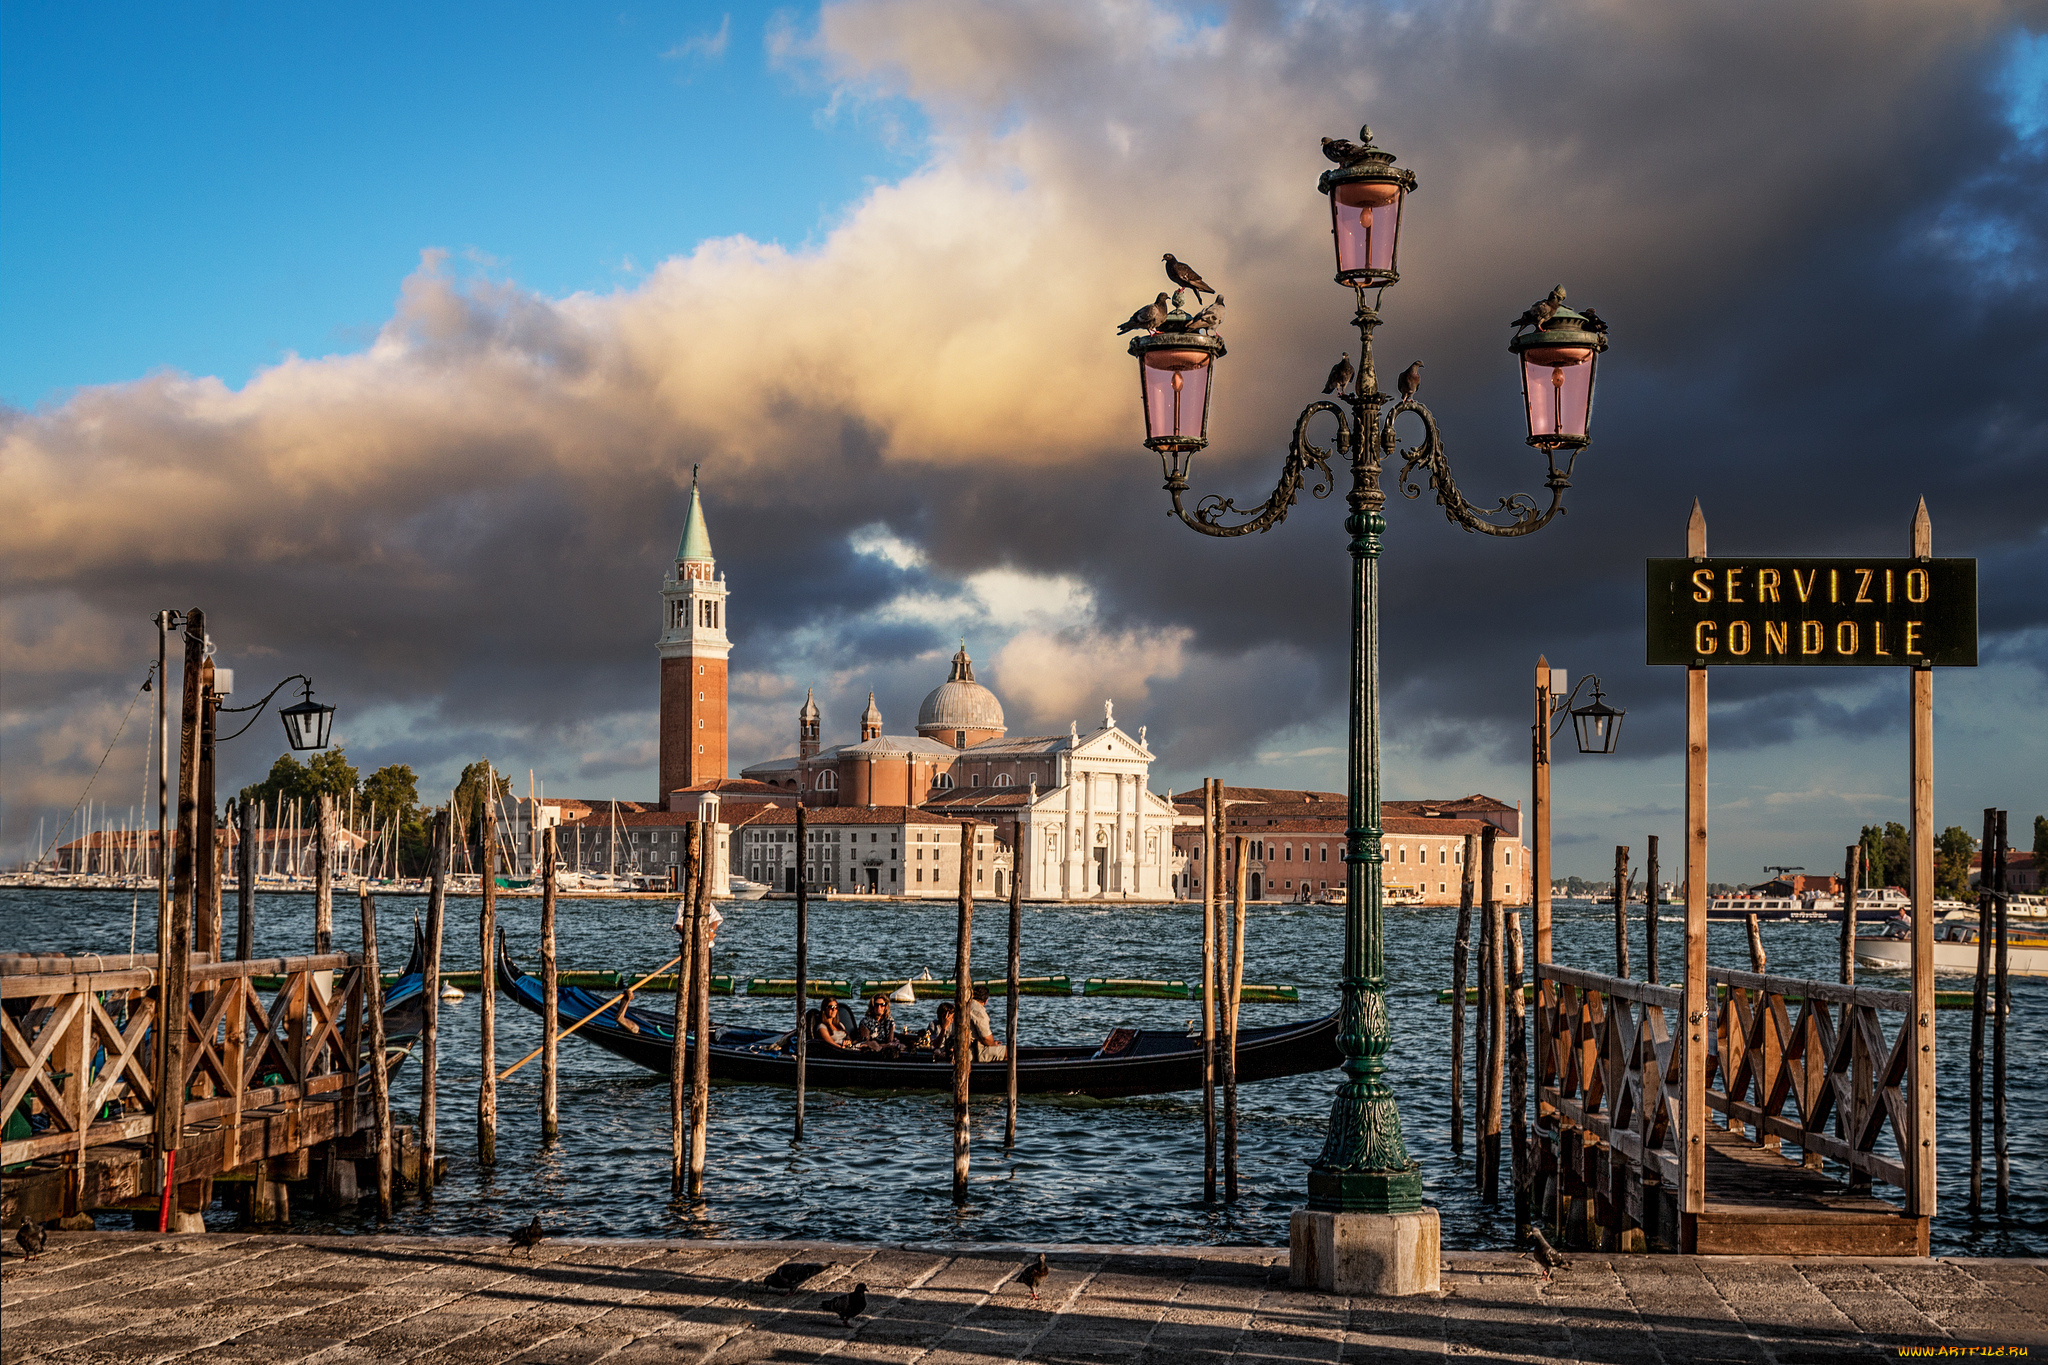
373;923;429;1076
495;944;1339;1100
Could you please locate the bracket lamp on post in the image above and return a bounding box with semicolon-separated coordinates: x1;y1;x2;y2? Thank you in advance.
1568;680;1625;756
219;673;336;750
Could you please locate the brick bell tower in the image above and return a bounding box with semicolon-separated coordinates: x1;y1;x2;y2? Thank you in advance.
658;469;730;800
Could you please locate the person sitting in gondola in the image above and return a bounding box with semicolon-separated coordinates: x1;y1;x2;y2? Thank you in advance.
967;984;1006;1062
815;997;858;1049
916;1001;958;1056
859;994;898;1046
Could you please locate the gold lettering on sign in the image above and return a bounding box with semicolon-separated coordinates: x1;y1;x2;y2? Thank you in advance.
1801;621;1824;654
1855;569;1875;603
1728;621;1752;655
1764;621;1789;655
1793;569;1817;602
1905;621;1923;655
1694;620;1718;655
1835;621;1859;655
1691;569;1714;602
1758;568;1781;603
1907;568;1929;603
1886;569;1895;603
1829;569;1840;603
1875;622;1890;656
1725;568;1745;603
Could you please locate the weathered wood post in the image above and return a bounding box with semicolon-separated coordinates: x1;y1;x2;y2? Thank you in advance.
793;803;807;1142
1841;844;1861;985
159;607;206;1225
359;883;393;1218
1005;828;1021;1148
1969;806;1994;1215
1745;914;1767;973
1905;499;1936;1226
1993;809;2009;1217
1451;831;1475;1154
197;665;220;962
672;822;697;1195
951;820;975;1204
420;809;449;1200
236;796;256;959
1506;907;1529;1233
1480;822;1503;1202
478;770;498;1166
1645;835;1660;984
1679;501;1710;1251
540;827;559;1144
1201;778;1219;1201
1224;836;1247;1201
315;793;334;953
1613;845;1630;978
688;825;713;1198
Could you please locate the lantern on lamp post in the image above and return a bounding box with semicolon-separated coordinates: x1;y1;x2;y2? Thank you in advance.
1568;679;1625;756
1116;121;1616;1293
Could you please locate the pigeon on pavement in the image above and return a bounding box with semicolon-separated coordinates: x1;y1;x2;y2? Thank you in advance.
764;1261;829;1296
1161;254;1216;304
508;1215;546;1253
820;1282;868;1326
1525;1228;1571;1282
1020;1252;1051;1301
17;1220;46;1262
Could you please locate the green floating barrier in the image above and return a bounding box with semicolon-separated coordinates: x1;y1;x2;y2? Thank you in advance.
853;975;1073;1000
1236;983;1300;1003
1434;986;1534;1005
746;977;854;998
1083;977;1190;1000
627;973;735;995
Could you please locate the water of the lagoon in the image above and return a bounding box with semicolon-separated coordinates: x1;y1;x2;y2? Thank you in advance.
3;887;2040;1255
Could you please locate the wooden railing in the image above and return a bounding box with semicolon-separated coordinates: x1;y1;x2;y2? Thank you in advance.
1;952;364;1170
1536;962;1920;1220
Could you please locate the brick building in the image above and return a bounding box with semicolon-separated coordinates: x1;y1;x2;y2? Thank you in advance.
657;473;729;800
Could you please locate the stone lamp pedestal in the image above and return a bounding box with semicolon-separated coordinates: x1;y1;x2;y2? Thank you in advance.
1289;1207;1442;1296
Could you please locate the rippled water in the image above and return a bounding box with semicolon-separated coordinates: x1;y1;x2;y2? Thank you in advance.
4;887;2040;1254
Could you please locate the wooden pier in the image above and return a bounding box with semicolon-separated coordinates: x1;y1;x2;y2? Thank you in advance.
1;948;396;1229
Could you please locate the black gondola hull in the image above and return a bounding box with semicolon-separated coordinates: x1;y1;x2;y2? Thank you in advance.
495;947;1338;1099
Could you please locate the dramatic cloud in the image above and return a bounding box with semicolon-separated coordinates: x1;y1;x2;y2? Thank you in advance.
6;0;2044;878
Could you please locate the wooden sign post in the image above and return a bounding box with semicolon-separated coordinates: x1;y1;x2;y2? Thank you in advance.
1648;498;1974;1247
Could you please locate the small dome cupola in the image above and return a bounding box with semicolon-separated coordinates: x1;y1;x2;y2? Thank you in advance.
916;640;1005;746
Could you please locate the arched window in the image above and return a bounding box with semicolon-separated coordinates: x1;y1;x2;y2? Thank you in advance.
934;772;954;789
994;773;1013;788
816;770;838;791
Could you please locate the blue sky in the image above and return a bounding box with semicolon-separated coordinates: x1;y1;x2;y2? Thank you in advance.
5;2;2043;883
1;2;918;407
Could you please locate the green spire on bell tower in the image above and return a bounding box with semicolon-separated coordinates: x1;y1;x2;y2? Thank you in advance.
677;464;714;563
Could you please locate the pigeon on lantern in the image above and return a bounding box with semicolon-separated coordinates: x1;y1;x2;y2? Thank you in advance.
1161;253;1216;303
1323;352;1355;394
1116;293;1171;335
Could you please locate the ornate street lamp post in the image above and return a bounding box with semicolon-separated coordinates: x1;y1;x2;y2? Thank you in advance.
1123;125;1611;1294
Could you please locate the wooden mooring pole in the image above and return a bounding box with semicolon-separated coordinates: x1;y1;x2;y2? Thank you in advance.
1201;778;1219;1201
1452;831;1475;1154
359;883;393;1218
1680;500;1710;1250
478;771;498;1166
1506;906;1529;1232
1969;806;1994;1215
160;608;205;1227
1746;914;1767;973
688;826;713;1198
1645;835;1660;984
420;809;448;1200
1906;499;1936;1225
1993;809;2009;1218
1224;836;1247;1202
1005;834;1021;1149
1613;845;1630;978
540;827;559;1144
1841;844;1861;985
672;822;697;1195
236;797;256;959
793;804;807;1143
951;820;974;1205
1480;822;1502;1202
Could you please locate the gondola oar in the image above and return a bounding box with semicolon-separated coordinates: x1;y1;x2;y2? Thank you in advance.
498;954;683;1081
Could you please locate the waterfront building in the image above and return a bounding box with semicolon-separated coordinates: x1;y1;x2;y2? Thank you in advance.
731;806;1003;897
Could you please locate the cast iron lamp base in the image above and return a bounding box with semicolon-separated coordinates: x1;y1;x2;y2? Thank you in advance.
1290;1207;1442;1297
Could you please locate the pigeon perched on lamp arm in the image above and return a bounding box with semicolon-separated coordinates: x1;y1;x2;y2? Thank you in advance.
1579;307;1608;335
1397;361;1424;401
763;1261;830;1296
1020;1252;1051;1301
508;1215;547;1253
1116;293;1171;335
1510;285;1568;332
820;1282;868;1326
1161;254;1216;303
16;1219;46;1262
1323;352;1354;395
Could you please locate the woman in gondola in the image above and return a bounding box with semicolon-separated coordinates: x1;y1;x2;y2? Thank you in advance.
815;997;858;1050
916;1000;957;1057
858;994;898;1046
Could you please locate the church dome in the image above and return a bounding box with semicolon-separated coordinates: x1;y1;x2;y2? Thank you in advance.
916;644;1005;737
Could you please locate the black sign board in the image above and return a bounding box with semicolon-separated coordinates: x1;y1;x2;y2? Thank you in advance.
1646;558;1977;667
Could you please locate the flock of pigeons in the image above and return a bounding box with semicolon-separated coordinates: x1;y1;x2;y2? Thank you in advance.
1116;252;1226;343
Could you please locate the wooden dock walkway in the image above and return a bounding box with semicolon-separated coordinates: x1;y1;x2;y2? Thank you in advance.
3;1234;2042;1362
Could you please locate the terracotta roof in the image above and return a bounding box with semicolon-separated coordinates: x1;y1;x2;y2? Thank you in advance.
1173;811;1507;839
732;806;997;829
1172;786;1346;813
922;790;1033;809
668;779;786;797
1383;794;1515;818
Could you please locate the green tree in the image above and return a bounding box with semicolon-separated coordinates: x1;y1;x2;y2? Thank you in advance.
1882;822;1909;888
239;748;360;812
1858;824;1887;889
2035;814;2047;871
452;759;513;862
361;764;419;821
1935;825;1976;899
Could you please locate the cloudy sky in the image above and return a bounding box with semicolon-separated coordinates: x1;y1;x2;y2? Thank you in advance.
5;1;2044;882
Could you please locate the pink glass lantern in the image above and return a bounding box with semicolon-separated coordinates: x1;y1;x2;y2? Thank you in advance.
1316;127;1416;288
1510;305;1605;449
1130;328;1226;461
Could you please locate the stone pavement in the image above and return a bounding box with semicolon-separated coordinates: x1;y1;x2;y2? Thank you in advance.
2;1234;2043;1363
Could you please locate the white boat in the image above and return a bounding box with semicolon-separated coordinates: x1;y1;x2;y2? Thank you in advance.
728;876;771;901
1855;919;2048;977
1711;886;1911;922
